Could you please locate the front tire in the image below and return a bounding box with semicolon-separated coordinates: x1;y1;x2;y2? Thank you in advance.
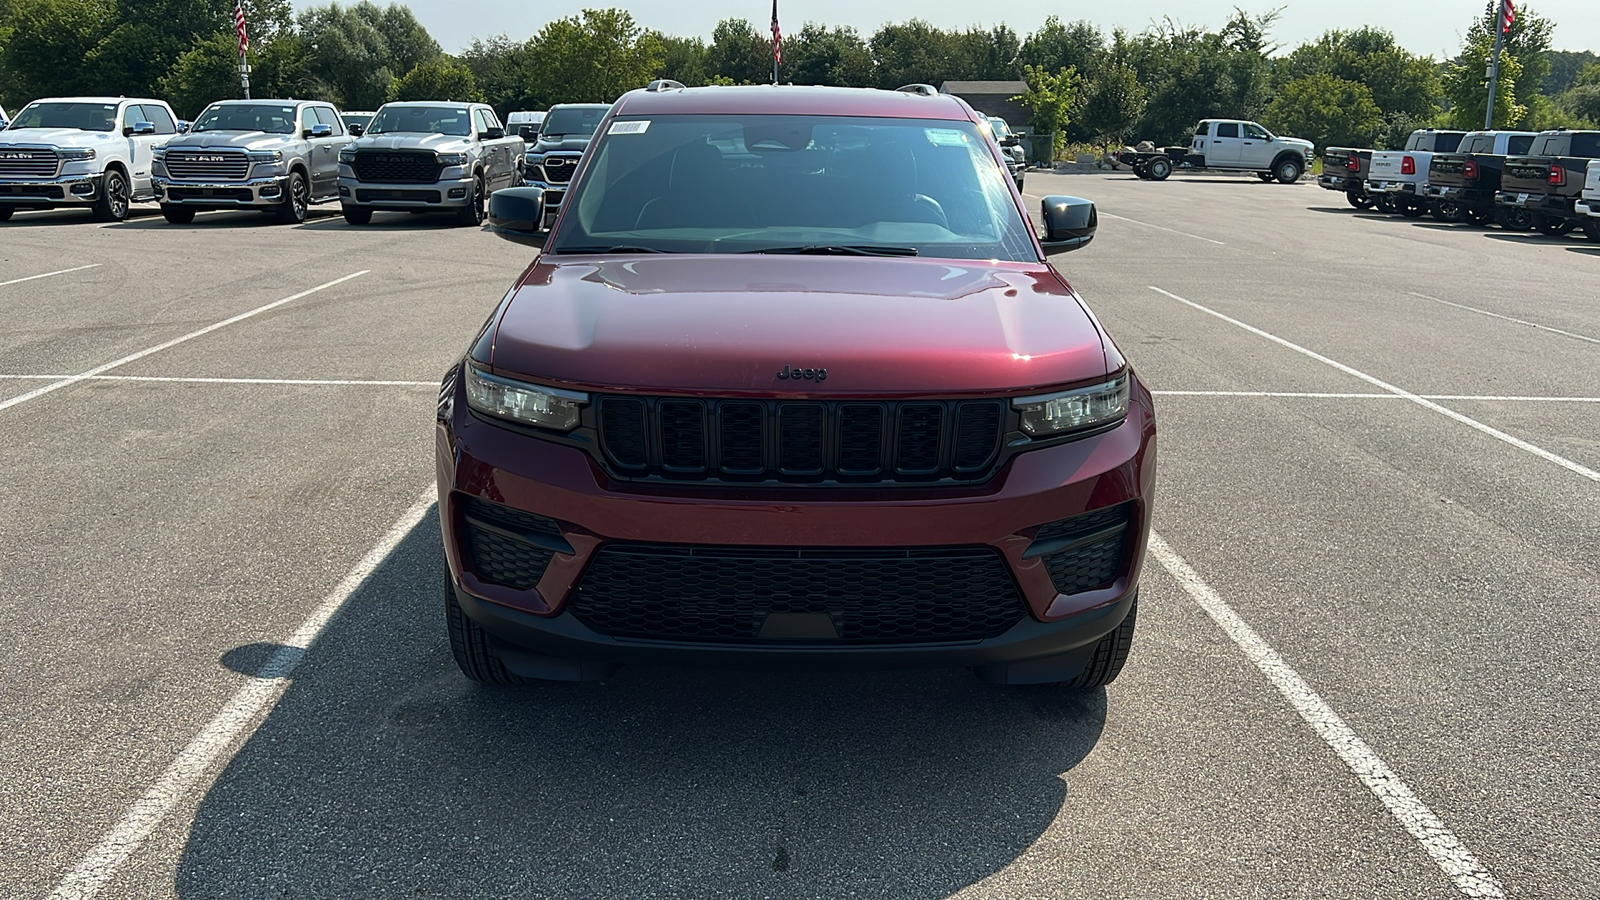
161;205;196;225
1147;157;1172;181
274;170;309;224
1274;158;1303;184
445;576;533;684
455;174;487;226
1061;596;1138;689
91;169;131;222
342;205;373;225
1346;191;1372;209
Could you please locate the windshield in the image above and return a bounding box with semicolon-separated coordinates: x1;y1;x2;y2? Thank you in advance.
541;107;606;138
366;106;472;136
8;102;118;132
550;114;1036;261
191;103;297;134
989;118;1013;139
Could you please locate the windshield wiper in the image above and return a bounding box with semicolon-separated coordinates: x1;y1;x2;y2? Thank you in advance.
747;244;919;257
557;245;671;254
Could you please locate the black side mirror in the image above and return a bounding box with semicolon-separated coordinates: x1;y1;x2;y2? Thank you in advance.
483;126;505;140
127;121;156;136
177;121;191;133
347;123;364;137
1039;196;1096;255
307;123;333;138
488;186;549;247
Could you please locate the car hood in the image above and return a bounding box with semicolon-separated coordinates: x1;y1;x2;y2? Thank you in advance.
165;131;297;151
0;128;119;148
527;136;592;155
350;134;472;153
490;255;1110;395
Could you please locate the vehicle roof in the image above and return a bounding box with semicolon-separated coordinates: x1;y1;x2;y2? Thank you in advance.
379;100;484;109
612;85;977;121
207;99;326;107
25;97;167;106
547;103;612;111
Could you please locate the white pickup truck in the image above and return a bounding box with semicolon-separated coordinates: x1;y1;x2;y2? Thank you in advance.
0;96;180;221
1365;129;1467;217
1119;119;1315;183
1575;159;1600;240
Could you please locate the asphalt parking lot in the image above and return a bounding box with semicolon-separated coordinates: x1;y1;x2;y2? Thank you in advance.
2;177;1596;899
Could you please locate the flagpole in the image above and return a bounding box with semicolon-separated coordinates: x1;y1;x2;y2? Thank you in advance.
1485;0;1507;129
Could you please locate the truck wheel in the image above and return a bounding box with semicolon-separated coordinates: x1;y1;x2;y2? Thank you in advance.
91;169;131;222
1398;197;1426;218
1060;596;1138;689
1497;207;1533;231
1535;216;1574;236
454;174;487;226
342;206;372;225
274;171;309;224
1346;192;1372;210
1274;158;1303;184
161;205;196;225
1372;195;1395;213
1147;157;1172;181
1463;206;1491;227
1432;200;1463;223
445;575;532;684
1583;218;1600;241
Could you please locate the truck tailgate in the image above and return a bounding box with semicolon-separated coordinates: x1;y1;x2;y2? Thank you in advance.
1501;158;1553;194
1428;154;1469;188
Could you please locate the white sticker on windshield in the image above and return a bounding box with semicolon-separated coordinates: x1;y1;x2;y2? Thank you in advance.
925;128;969;146
609;120;650;135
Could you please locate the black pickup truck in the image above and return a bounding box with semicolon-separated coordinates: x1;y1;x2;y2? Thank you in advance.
1426;131;1536;227
1319;147;1373;208
1497;130;1600;236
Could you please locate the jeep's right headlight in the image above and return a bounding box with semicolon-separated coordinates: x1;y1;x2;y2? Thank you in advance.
464;366;587;431
58;148;96;161
1013;375;1129;437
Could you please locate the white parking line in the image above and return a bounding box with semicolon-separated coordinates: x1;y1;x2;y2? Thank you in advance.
1149;286;1600;483
45;490;435;900
1406;292;1600;346
0;271;370;414
1148;533;1505;898
1152;391;1600;403
0;264;100;288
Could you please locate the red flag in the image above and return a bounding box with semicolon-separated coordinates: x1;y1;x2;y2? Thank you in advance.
235;0;250;55
1501;0;1516;34
771;0;781;64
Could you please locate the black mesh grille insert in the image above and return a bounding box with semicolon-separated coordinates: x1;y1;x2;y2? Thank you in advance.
570;544;1027;643
460;497;561;591
1033;504;1133;595
896;404;944;474
595;396;1004;484
659;400;707;470
600;398;647;469
351;150;443;184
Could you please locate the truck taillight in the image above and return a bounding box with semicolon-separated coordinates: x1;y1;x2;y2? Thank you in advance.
1548;166;1565;187
1463;160;1479;180
1345;156;1359;172
1401;156;1415;175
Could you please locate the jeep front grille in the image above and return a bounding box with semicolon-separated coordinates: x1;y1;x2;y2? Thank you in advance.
164;150;250;180
596;396;1004;484
0;149;61;179
352;150;442;183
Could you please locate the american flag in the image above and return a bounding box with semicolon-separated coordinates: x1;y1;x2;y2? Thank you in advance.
235;0;249;56
1501;0;1516;34
770;0;781;64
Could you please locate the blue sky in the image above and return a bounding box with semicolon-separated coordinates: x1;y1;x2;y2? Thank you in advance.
294;1;1599;56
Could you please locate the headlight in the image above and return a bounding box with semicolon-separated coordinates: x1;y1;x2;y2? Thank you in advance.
152;148;166;160
464;366;587;431
246;150;283;163
58;148;96;161
1013;375;1129;437
338;147;356;163
436;152;467;166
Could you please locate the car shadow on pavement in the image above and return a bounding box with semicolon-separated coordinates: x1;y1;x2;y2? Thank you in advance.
176;516;1108;899
1482;232;1584;246
0;208;162;226
1566;246;1600;256
293;212;475;231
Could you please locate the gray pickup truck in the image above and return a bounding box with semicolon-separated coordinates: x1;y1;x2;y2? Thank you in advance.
153;99;352;225
337;101;523;226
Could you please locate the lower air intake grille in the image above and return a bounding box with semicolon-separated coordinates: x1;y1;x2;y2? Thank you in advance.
570;544;1027;643
460;496;561;591
1033;504;1132;595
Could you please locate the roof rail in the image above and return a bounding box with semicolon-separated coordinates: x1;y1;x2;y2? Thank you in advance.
645;79;687;92
896;84;939;97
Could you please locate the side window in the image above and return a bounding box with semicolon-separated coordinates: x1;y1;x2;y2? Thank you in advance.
1194;122;1211;138
1572;134;1600;157
300;106;320;134
1216;123;1239;139
313;107;344;136
473;109;494;136
139;104;177;135
1437;133;1465;152
1242;123;1269;140
1507;135;1534;155
1467;136;1490;153
120;105;141;131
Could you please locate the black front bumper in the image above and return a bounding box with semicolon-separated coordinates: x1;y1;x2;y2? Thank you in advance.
456;580;1136;684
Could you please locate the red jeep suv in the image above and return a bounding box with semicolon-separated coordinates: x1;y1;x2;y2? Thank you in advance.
436;82;1156;688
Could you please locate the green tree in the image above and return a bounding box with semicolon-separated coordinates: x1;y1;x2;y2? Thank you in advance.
1442;26;1525;130
784;23;872;87
460;34;536;114
949;25;1021;81
297;1;440;110
158;30;312;117
1019;17;1103;75
1277;28;1441;123
1078;61;1147;148
648;32;708;86
706;17;770;85
525;8;661;105
1013;64;1079;164
392;55;479;102
1544;51;1599;94
868;20;961;89
0;0;113;99
1217;7;1279;121
1265;74;1383;151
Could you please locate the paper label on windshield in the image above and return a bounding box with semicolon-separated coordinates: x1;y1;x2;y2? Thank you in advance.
609;120;650;135
925;128;969;146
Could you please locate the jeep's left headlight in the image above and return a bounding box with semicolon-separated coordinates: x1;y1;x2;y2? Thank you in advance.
58;148;96;161
464;366;587;431
1014;375;1129;437
436;152;467;166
